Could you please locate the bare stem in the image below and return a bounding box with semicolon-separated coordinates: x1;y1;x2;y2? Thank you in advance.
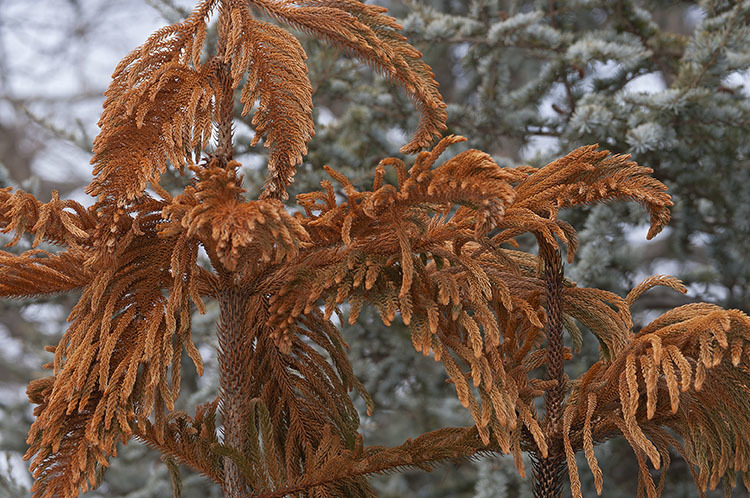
533;240;566;498
214;66;235;160
218;286;253;497
214;5;234;161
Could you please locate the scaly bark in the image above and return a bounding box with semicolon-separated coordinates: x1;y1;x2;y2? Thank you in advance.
213;63;234;161
533;241;566;498
217;286;253;497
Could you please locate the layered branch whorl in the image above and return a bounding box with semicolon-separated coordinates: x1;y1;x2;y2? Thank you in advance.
262;138;680;478
90;0;447;204
160;158;310;271
265;136;552;460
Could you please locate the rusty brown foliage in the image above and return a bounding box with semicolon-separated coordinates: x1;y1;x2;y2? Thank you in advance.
2;1;749;497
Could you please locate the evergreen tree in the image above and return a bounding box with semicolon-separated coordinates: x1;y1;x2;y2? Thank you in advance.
1;1;748;497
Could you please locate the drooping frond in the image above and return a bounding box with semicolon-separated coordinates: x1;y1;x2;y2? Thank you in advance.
563;300;750;497
88;62;217;207
0;188;95;248
625;275;688;307
506;145;672;259
222;6;314;198
489;146;673;367
562;286;633;361
248;0;447;155
200;404;515;498
23;201;205;498
24;376;107;498
0;250;90;297
88;1;219;207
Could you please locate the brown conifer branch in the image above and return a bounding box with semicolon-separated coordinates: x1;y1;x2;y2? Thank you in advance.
250;423;609;498
249;426;495;498
11;1;750;496
132;407;225;486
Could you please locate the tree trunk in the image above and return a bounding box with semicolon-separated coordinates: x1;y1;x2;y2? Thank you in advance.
532;453;565;498
533;242;566;498
217;287;253;497
213;10;246;494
